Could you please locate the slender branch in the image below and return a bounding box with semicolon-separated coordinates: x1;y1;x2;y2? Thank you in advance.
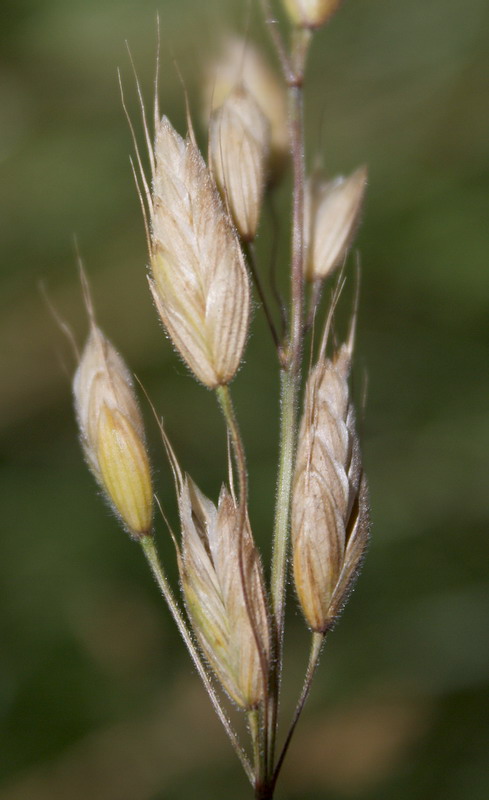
265;191;288;338
215;384;248;507
243;240;281;351
267;367;295;774
248;708;267;797
139;535;253;784
272;632;325;789
285;28;312;368
286;84;305;365
259;0;293;82
269;372;296;627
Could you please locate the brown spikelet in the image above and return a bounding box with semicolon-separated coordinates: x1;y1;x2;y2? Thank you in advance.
73;325;153;537
203;36;289;178
150;117;250;388
209;86;270;241
304;166;367;283
292;344;370;632
178;478;270;709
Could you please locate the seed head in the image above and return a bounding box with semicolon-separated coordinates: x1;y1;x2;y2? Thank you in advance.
304;166;367;283
149;116;250;389
209;87;270;241
292;343;369;632
282;0;343;29
73;325;153;537
178;478;269;709
203;36;289;177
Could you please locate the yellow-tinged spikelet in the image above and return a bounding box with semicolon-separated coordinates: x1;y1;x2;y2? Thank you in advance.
292;343;369;632
209;86;270;241
73;325;152;537
178;478;269;709
203;36;288;177
282;0;343;29
149;117;250;389
304;166;367;283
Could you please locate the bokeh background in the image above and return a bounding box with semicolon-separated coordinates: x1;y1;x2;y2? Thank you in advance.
1;0;488;798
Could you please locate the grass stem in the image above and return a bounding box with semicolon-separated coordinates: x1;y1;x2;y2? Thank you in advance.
267;27;312;774
243;239;281;352
272;631;325;789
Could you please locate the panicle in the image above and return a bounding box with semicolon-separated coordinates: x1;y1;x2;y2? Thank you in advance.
203;36;289;178
282;0;343;29
149;116;250;389
178;477;269;709
304;166;367;283
292;343;369;632
209;86;270;241
73;325;153;538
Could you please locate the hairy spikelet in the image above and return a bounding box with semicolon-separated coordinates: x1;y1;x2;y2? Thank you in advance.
209;87;270;241
150;117;250;388
178;478;269;709
73;325;152;537
292;343;369;631
304;167;367;283
204;36;288;177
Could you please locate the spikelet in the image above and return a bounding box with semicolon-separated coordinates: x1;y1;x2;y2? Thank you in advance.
292;336;369;632
282;0;343;29
203;36;288;177
304;166;367;283
178;477;269;709
209;87;270;241
149;116;250;389
73;325;153;538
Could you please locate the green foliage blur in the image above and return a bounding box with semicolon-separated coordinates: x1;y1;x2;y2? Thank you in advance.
1;0;488;798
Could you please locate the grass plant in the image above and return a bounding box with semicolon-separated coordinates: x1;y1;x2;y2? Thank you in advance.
72;2;370;796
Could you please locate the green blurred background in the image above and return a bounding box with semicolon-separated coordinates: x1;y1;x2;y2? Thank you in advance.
1;0;488;798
